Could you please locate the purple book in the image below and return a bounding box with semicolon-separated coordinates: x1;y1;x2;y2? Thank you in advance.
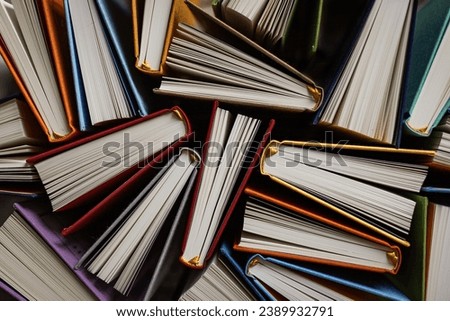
13;200;120;301
0;279;26;301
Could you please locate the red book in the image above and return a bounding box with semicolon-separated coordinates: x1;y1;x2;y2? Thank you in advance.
28;107;192;212
180;101;275;269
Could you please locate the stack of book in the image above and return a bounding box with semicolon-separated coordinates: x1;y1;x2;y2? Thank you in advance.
0;0;449;302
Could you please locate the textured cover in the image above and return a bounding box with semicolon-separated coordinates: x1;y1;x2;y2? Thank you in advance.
13;200;119;301
234;186;402;274
27;107;192;212
246;255;410;301
180;101;276;269
404;0;450;136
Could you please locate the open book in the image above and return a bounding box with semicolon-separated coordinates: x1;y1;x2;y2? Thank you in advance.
404;0;450;136
246;255;410;301
155;22;321;112
180;102;274;269
28;107;191;211
235;187;402;274
426;202;450;300
0;0;76;141
247;255;353;301
179;252;256;301
77;148;200;296
133;0;174;74
0;201;97;300
260;140;434;246
65;0;137;127
319;0;414;145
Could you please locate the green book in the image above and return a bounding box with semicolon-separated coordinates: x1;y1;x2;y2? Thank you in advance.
404;0;450;136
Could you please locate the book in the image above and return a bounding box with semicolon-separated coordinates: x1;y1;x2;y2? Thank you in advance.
0;200;101;301
246;255;410;301
76;148;199;296
180;102;275;269
60;144;185;236
134;0;174;74
132;0;199;76
254;0;297;49
260;140;434;246
0;0;77;142
425;202;450;300
215;242;268;301
35;0;80;135
27;107;191;212
156;22;320;112
385;193;428;301
0;53;19;102
404;0;450;136
216;0;298;50
64;0;142;128
234;186;403;274
94;0;155;123
318;0;416;145
179;250;256;301
0;98;46;150
218;0;269;38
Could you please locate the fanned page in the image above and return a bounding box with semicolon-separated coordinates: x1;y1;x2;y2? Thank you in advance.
0;0;71;140
238;196;399;272
32;110;188;211
261;143;424;245
179;256;255;301
136;0;174;72
426;204;450;300
156;23;317;111
66;0;133;125
406;16;450;135
0;211;96;300
82;149;199;296
181;107;261;268
248;256;353;301
319;0;413;144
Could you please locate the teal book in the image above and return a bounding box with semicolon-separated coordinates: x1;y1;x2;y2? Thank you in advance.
404;0;450;136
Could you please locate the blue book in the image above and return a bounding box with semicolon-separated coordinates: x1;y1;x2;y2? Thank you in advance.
245;255;410;301
64;0;153;131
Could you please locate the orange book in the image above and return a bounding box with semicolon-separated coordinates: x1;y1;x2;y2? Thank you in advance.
235;186;402;274
0;0;77;142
